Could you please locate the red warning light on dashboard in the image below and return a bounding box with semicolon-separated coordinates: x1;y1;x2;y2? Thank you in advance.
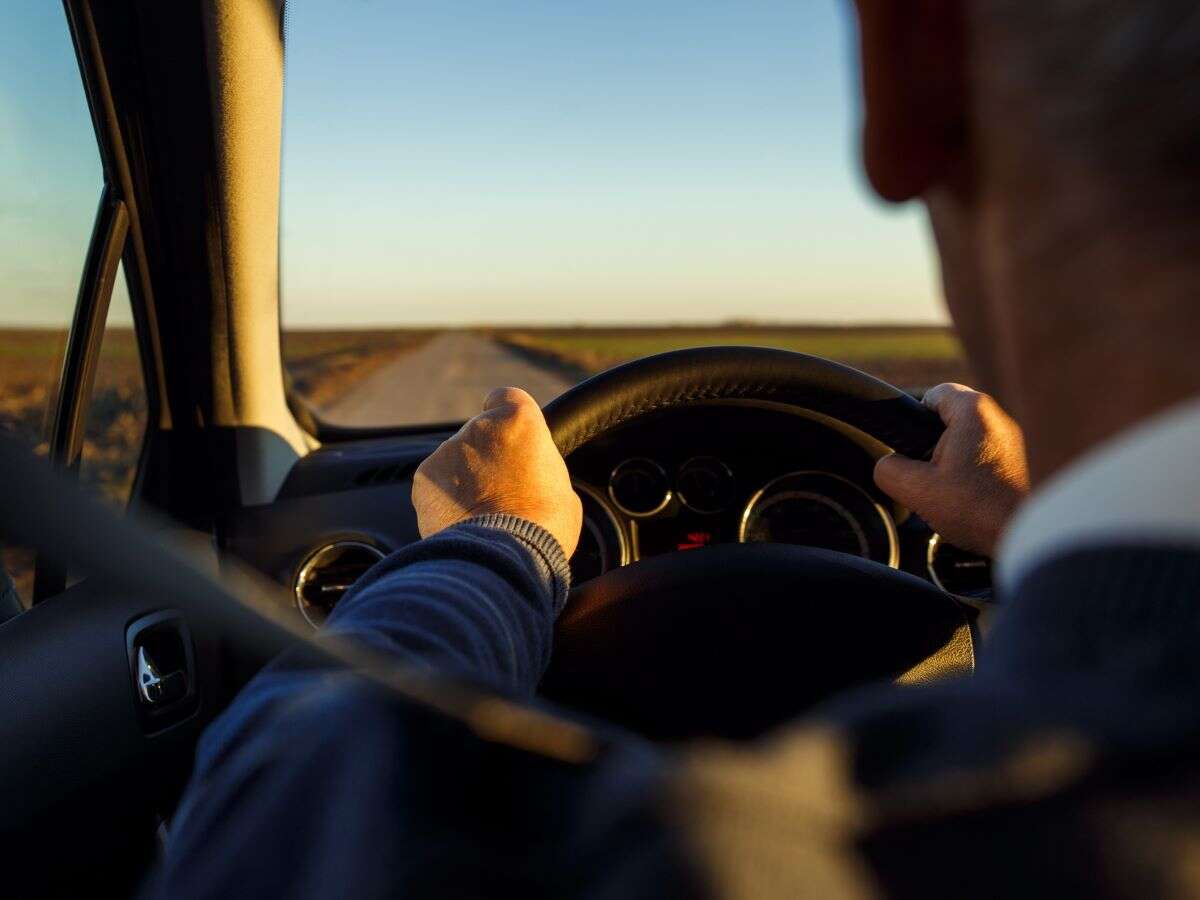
677;531;713;551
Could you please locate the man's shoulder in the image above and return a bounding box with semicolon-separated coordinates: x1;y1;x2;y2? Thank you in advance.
669;532;1200;897
672;620;1200;898
998;396;1200;593
989;541;1200;680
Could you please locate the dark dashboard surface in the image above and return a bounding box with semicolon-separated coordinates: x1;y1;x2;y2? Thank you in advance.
221;404;987;626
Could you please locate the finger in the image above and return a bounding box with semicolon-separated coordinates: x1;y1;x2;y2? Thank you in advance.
483;386;535;412
873;452;938;509
922;382;979;426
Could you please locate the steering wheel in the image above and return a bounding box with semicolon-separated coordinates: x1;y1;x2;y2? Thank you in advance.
539;347;973;740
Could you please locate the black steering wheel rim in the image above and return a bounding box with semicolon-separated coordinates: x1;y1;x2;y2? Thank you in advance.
539;347;969;741
543;345;945;461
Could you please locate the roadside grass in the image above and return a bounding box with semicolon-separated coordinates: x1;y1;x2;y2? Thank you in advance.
0;327;143;603
283;329;434;409
0;327;434;472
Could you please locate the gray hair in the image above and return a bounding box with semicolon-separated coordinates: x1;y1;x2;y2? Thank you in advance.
975;2;1200;198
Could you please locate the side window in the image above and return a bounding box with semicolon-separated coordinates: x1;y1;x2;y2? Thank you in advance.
79;263;148;508
0;330;71;608
1;2;107;607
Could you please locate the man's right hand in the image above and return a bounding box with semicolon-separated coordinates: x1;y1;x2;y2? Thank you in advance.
874;383;1030;557
412;387;583;558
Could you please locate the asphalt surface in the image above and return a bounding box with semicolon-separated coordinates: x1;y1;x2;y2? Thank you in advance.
320;331;577;426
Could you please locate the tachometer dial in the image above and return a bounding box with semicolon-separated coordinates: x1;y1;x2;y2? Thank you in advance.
676;456;735;514
608;458;672;517
739;471;898;566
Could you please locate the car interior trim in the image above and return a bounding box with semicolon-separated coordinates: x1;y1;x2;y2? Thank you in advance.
575;480;631;571
33;186;129;603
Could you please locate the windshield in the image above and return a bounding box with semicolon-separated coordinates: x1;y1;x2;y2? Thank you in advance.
280;2;968;427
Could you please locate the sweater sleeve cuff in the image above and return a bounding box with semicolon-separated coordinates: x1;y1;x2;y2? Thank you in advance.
455;514;573;614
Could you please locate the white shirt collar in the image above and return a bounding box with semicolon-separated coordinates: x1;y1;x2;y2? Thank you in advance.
997;395;1200;594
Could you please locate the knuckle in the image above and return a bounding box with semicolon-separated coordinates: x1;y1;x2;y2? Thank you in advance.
940;386;986;423
488;386;535;412
962;391;987;415
462;414;491;436
466;415;502;444
415;440;451;472
502;386;533;405
976;395;1002;422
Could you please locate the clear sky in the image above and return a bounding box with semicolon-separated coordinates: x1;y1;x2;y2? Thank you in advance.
2;1;946;329
1;1;107;327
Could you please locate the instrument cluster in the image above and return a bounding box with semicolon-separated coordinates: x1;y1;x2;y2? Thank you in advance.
565;403;909;585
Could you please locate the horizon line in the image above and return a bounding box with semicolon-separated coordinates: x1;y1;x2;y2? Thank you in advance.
0;320;954;332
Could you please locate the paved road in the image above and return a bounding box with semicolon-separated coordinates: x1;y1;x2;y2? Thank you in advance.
320;332;577;426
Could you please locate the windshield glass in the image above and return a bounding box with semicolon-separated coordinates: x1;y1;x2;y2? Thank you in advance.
280;2;969;426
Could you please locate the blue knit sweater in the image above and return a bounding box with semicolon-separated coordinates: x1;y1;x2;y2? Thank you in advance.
149;518;1200;899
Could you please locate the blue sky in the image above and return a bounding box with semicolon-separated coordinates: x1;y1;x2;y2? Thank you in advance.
1;1;106;327
2;1;944;328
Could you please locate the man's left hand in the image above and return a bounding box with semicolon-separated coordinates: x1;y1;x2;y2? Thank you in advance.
874;383;1030;557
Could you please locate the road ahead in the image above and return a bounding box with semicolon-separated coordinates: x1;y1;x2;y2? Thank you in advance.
320;332;577;426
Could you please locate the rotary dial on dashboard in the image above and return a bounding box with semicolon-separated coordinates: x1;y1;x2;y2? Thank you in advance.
739;470;898;566
676;456;735;514
608;458;672;517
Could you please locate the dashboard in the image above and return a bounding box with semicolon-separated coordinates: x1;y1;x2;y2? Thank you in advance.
221;403;991;628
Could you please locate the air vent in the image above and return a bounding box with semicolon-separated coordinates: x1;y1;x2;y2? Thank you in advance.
352;462;418;488
294;541;387;627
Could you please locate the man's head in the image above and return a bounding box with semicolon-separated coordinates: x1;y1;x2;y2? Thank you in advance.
851;1;1200;477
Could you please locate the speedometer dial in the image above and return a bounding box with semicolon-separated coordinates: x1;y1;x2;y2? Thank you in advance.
676;456;735;514
738;471;898;566
608;458;672;517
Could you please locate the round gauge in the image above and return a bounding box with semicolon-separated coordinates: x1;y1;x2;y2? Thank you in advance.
294;540;387;627
676;456;735;514
739;471;898;566
927;534;993;596
608;458;672;517
571;482;630;584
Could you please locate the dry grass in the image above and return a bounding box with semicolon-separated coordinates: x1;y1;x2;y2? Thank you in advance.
0;327;435;480
283;329;434;408
0;328;145;603
0;329;71;456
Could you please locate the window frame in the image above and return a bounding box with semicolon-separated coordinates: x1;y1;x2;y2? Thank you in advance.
45;186;129;479
25;1;160;604
30;191;132;605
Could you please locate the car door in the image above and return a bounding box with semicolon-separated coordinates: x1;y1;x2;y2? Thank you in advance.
0;3;175;895
2;3;155;607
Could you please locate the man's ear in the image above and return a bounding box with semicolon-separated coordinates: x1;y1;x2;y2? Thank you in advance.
852;0;967;202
